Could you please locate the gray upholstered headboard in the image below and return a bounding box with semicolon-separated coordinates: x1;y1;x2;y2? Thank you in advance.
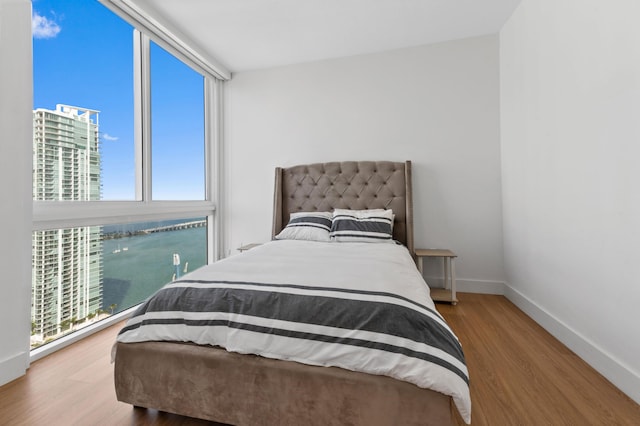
272;161;414;255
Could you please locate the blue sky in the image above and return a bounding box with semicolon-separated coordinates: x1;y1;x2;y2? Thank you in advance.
32;0;205;200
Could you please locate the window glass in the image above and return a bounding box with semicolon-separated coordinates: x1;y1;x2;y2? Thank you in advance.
31;217;207;349
31;1;212;350
32;225;103;347
102;217;207;314
150;41;206;200
32;0;135;201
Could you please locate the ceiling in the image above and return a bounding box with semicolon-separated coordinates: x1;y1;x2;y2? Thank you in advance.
127;0;522;73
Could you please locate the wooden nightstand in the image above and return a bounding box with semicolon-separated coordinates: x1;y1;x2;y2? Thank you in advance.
415;249;458;305
238;243;261;252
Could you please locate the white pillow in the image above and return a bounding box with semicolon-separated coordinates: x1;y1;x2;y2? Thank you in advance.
330;209;394;243
275;211;332;242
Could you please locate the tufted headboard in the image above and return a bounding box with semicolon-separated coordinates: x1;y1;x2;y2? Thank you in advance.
272;161;414;255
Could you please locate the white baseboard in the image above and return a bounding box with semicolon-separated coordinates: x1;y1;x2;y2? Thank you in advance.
504;284;640;405
456;279;505;295
0;351;28;387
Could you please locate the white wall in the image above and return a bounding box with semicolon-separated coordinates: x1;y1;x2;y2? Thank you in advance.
0;0;33;386
500;0;640;403
224;35;504;290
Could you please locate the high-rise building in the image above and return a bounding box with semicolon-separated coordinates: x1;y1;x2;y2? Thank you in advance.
31;105;103;342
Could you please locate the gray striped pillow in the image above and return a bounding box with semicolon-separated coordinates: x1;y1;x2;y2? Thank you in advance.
276;211;333;242
330;209;394;243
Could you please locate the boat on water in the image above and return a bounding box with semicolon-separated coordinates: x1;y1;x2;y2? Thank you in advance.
173;253;181;279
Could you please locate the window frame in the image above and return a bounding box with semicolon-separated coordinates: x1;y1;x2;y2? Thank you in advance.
33;32;223;265
31;2;227;360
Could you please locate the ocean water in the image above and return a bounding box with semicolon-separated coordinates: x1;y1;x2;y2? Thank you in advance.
102;226;207;313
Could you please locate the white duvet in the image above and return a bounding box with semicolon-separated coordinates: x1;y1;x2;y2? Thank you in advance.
117;240;471;423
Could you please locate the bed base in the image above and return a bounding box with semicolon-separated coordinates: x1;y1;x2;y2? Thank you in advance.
114;341;454;425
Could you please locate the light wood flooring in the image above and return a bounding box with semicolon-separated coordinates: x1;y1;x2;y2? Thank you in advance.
438;294;640;425
0;293;638;425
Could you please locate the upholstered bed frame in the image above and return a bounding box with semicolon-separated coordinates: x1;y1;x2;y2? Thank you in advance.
114;161;454;425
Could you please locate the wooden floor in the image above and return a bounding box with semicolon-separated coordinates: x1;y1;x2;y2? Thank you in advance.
1;293;639;425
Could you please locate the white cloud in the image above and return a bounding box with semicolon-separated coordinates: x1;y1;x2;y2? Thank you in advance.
32;12;61;39
102;133;119;141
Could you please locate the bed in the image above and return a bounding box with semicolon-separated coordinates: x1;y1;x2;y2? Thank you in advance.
113;161;471;425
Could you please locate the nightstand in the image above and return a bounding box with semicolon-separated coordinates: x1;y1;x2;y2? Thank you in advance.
415;249;458;305
238;243;261;252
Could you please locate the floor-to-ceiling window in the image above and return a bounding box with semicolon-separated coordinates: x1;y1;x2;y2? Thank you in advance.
31;0;221;351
